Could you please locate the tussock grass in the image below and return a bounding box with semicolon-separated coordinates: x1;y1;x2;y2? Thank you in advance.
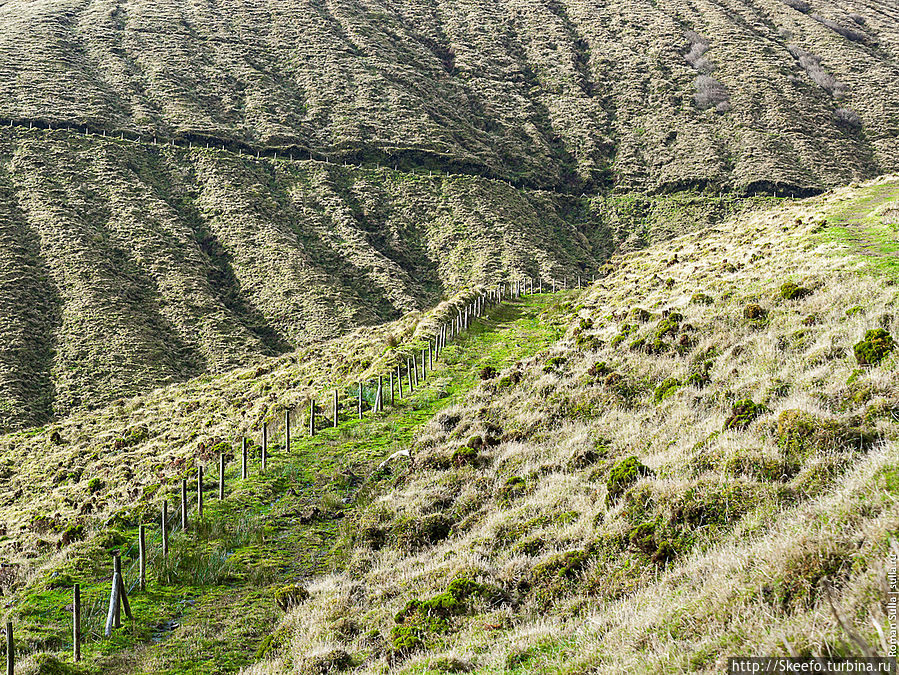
247;176;899;673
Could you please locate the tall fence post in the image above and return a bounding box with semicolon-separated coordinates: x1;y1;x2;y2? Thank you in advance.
285;409;291;453
117;553;132;621
241;438;248;479
309;399;315;436
162;501;169;560
262;424;268;474
5;621;12;675
389;371;394;406
73;584;81;662
197;465;203;519
376;376;383;413
138;525;146;591
181;480;188;530
358;382;363;419
333;389;339;427
219;453;225;499
398;365;404;398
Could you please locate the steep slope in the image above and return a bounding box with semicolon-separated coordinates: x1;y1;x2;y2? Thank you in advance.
0;126;613;431
0;0;897;191
238;176;899;673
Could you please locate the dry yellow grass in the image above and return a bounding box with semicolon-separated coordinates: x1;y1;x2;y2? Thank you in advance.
243;176;899;673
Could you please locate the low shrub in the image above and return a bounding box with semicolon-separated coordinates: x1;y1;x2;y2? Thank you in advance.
743;304;767;320
274;583;310;611
779;282;812;300
776;410;875;460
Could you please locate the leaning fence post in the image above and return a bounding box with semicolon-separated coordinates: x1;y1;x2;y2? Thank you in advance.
162;501;169;560
309;399;315;436
219;453;225;499
181;480;188;530
116;553;132;621
197;465;203;519
73;584;81;662
138;525;146;591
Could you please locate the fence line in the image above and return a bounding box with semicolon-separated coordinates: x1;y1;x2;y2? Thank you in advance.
12;279;583;663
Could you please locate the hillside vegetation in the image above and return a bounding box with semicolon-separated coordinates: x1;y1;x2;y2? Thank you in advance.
2;177;897;674
234;176;899;673
1;0;897;192
0;124;777;432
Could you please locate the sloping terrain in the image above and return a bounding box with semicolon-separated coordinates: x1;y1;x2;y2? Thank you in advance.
1;0;897;192
230;176;899;673
0;123;777;432
0;288;572;674
2;178;897;674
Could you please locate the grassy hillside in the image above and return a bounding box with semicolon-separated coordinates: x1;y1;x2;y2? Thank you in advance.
2;177;898;674
0;0;897;192
226;176;899;673
0;124;780;432
0;287;572;674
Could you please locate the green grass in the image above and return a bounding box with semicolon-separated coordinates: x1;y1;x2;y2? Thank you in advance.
10;292;570;674
821;180;899;277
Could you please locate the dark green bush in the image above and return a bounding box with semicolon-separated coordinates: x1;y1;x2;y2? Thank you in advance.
653;378;682;402
779;282;812;300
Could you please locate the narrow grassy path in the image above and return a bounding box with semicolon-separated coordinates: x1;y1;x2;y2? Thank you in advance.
13;293;572;675
823;179;899;275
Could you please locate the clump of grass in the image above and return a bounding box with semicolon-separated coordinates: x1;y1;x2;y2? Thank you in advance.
779;282;812;300
606;456;652;504
853;329;895;365
723;400;770;430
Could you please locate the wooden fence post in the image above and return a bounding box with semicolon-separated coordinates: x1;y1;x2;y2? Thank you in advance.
389;371;394;406
333;389;339;427
429;341;433;371
73;584;81;662
181;480;188;530
5;621;12;675
162;501;169;560
108;556;121;631
219;454;225;499
398;365;404;398
241;438;248;479
358;382;363;419
197;466;203;519
138;525;146;591
285;409;291;453
116;553;132;621
376;376;383;413
408;359;414;392
262;424;268;473
421;348;427;381
309;399;315;436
